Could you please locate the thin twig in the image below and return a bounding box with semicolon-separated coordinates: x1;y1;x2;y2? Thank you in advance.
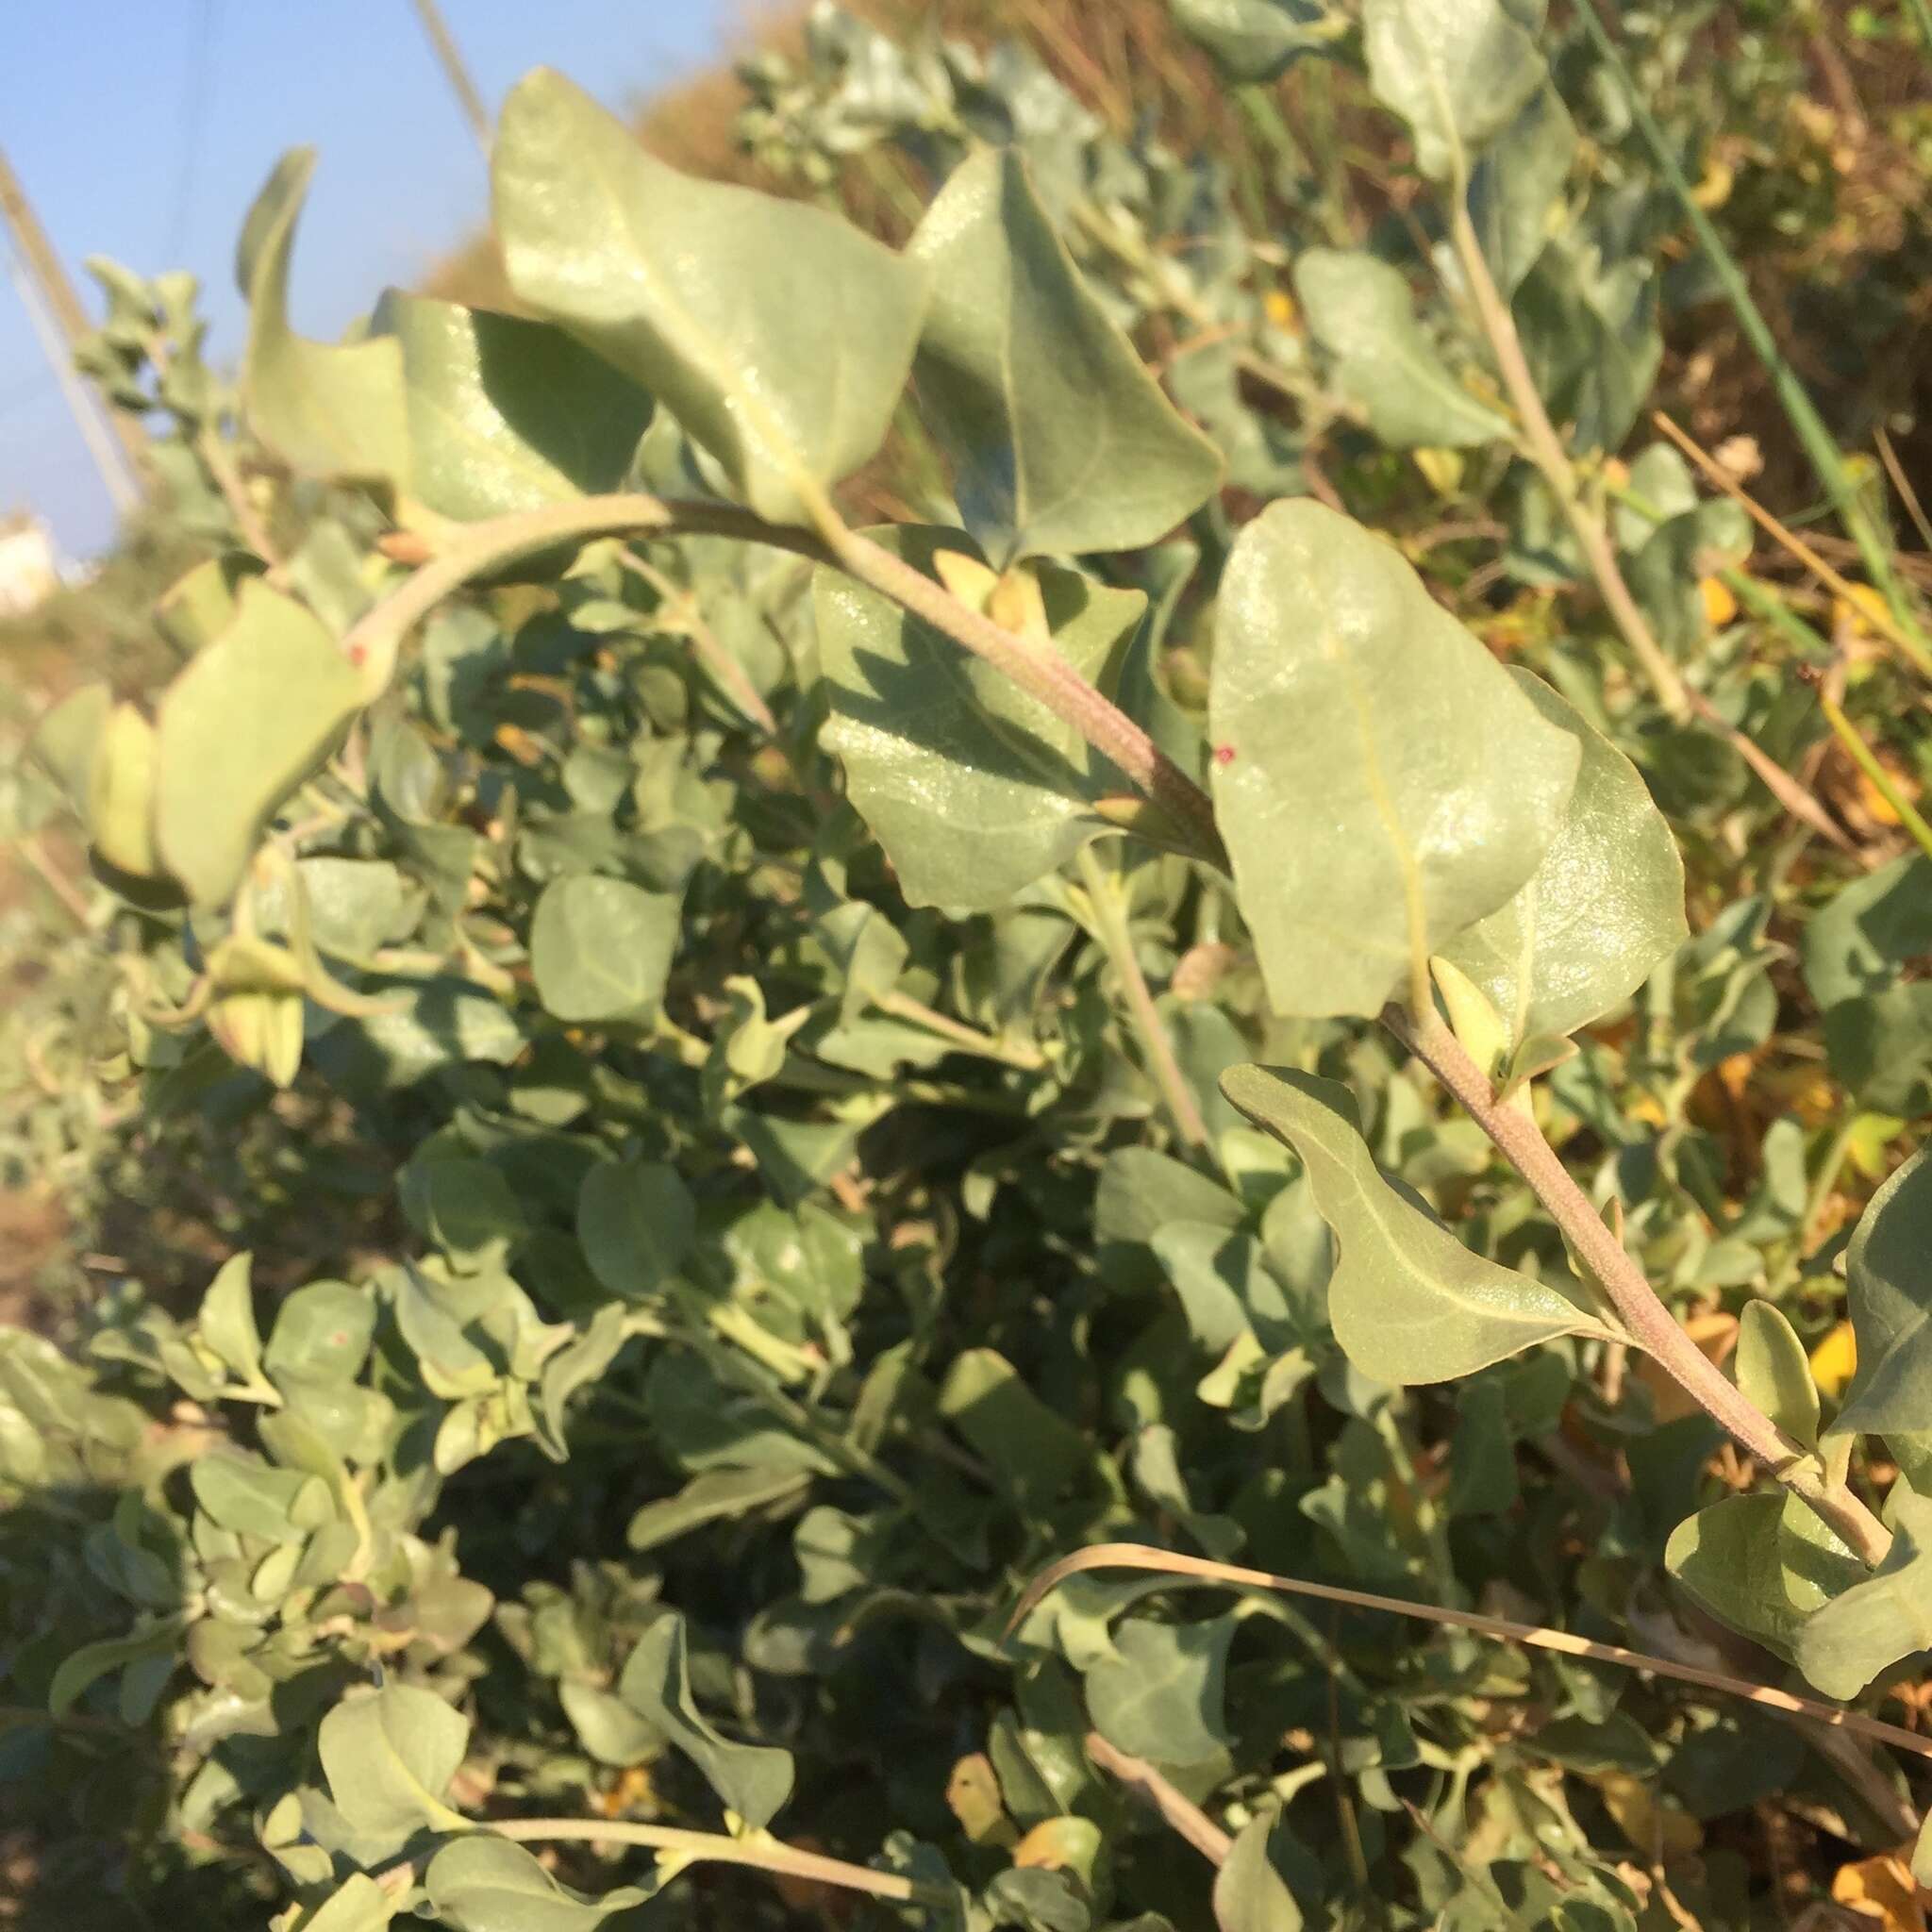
1683;688;1856;854
1388;1008;1891;1566
1076;845;1210;1150
1653;411;1930;679
1445;204;1688;719
1084;1730;1232;1866
1876;425;1932;558
1008;1544;1932;1764
1817;691;1932;863
615;544;779;734
15;833;92;929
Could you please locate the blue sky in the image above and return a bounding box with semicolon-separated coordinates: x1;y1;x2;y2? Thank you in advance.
1;1;730;560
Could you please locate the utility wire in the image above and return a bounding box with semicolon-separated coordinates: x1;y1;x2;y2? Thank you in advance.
165;0;222;263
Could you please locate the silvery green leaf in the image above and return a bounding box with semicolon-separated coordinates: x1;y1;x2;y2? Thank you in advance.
907;147;1221;567
1467;81;1577;296
1437;670;1686;1049
1513;228;1660;454
1214;1811;1304;1932
617;1611;794;1827
1734;1301;1821;1453
238;150;408;486
818;529;1145;911
154;581;364;907
1172;0;1348;82
1084;1615;1236;1765
1208;501;1578;1017
494;68;927;526
316;1681;471;1843
373;292;654;523
1362;0;1545;182
1836;1149;1932;1454
1221;1065;1609;1382
529;874;682;1024
197;1252;262;1387
1294;250;1512;448
1794;1489;1932;1699
425;1835;648;1930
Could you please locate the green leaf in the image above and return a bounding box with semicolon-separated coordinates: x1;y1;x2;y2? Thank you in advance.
1221;1065;1607;1382
264;1279;375;1385
48;1620;184;1719
1172;0;1348;81
198;1252;263;1386
617;1612;794;1828
191;1451;335;1541
1735;1301;1821;1454
1467;82;1577;296
817;529;1145;910
1664;1492;1810;1657
1803;856;1932;1008
938;1348;1092;1511
494;68;927;525
906;147;1221;566
317;1682;472;1843
1214;1812;1303;1932
1794;1490;1932;1699
373;293;655;523
401;1157;528;1275
1436;670;1686;1050
1208;502;1578;1017
529;874;682;1023
1084;1616;1236;1765
1837;1149;1932;1450
627;1464;813;1553
1293;250;1512;449
577;1158;696;1301
425;1836;647;1931
1362;0;1545;183
290;1874;396;1932
238;150;408;485
154;580;365;906
1514;228;1660;455
558;1680;663;1767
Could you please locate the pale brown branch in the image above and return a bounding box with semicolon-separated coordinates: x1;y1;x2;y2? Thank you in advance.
1009;1544;1932;1763
1391;1008;1891;1566
1085;1730;1232;1866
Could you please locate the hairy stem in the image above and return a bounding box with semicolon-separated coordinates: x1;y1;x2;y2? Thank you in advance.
615;544;779;734
485;1818;939;1905
1085;1730;1231;1866
1390;1008;1892;1567
1446;204;1689;720
1076;845;1210;1150
822;523;1229;872
344;493;1229;873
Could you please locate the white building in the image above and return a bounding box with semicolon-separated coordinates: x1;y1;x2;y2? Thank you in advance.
0;510;59;618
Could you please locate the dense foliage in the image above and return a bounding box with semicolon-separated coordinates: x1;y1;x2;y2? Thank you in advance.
4;3;1932;1927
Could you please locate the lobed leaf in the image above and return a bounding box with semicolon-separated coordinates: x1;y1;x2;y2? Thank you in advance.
817;528;1145;910
1221;1065;1608;1382
494;68;927;526
1208;501;1578;1017
907;147;1222;566
153;580;365;907
1436;670;1686;1052
238;150;409;486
